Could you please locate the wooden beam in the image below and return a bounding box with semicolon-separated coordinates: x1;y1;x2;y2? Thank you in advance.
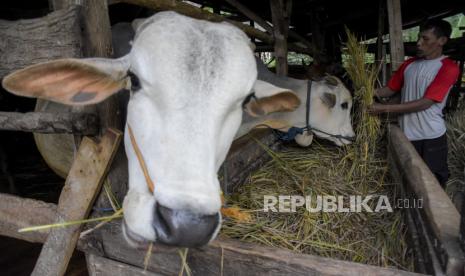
224;0;314;55
97;221;420;276
225;0;273;33
0;111;98;135
255;43;312;55
0;6;82;79
86;254;163;276
0;193;58;244
270;0;292;76
388;125;464;275
386;0;405;71
117;0;274;44
31;128;122;276
0;193;102;255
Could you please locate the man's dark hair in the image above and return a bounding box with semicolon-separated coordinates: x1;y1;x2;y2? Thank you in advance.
420;19;452;39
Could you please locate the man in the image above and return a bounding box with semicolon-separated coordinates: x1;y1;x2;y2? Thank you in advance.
368;19;459;187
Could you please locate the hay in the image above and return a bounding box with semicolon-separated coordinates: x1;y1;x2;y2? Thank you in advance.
220;29;413;271
446;106;465;194
220;143;412;269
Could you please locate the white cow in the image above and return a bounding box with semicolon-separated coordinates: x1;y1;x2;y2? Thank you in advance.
2;12;301;247
238;58;355;146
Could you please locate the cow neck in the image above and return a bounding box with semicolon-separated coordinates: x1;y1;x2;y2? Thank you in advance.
127;124;155;193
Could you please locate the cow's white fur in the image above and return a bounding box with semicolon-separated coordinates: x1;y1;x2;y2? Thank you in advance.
120;12;260;242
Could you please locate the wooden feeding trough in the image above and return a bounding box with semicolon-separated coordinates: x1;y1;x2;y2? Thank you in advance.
1;127;463;275
0;1;464;275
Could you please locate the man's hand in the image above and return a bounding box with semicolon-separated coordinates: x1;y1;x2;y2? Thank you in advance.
367;103;388;115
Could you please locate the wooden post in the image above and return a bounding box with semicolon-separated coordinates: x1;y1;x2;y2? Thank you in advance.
386;0;405;72
31;129;122;276
376;0;386;70
270;0;292;76
310;8;324;62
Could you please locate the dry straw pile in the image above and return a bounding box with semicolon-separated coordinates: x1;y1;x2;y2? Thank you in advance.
220;29;413;270
446;104;465;194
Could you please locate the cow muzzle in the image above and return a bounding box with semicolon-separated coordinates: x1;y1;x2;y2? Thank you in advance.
152;203;220;247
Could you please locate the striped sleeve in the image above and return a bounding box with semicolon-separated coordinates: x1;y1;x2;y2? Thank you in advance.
387;57;417;92
423;58;460;102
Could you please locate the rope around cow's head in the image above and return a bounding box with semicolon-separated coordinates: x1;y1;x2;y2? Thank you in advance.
126;123;252;222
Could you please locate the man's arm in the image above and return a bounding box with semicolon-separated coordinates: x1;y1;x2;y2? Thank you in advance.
375;86;397;98
367;98;434;115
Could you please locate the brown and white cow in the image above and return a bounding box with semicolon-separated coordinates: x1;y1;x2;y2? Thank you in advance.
238;58;355;147
2;12;301;247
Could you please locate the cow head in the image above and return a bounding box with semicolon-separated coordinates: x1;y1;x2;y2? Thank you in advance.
238;59;355;147
2;12;300;247
308;76;354;146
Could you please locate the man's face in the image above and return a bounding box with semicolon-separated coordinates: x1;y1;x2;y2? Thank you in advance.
416;28;447;59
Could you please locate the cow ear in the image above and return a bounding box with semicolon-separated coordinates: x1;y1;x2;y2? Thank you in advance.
324;75;339;86
320;92;336;108
244;80;301;117
2;57;130;106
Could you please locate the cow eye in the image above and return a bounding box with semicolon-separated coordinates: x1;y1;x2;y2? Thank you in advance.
128;70;141;91
341;102;348;109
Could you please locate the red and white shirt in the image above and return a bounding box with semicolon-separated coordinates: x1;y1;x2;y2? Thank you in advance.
388;56;459;141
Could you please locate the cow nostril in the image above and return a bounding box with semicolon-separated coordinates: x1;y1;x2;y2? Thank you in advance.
152;204;220;247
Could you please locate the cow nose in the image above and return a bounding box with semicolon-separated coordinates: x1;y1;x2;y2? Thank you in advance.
152;204;220;247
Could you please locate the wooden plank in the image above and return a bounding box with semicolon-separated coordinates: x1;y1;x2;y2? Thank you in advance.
0;6;82;79
388;124;464;275
31;128;122;276
86;254;164;276
270;0;292;76
386;0;405;71
0;111;98;134
221;129;280;194
0;193;103;256
97;221;421;276
0;193;58;244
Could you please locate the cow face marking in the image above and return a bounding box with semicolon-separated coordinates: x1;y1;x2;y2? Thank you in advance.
71;91;97;102
320;92;336;108
341;102;349;109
